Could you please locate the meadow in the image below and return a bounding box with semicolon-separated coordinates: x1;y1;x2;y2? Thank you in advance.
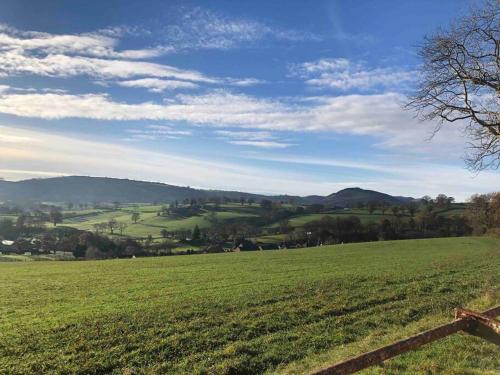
0;236;498;374
58;203;466;245
61;204;259;239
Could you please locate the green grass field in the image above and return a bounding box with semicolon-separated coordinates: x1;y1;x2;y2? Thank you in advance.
61;205;387;239
270;206;465;230
61;204;258;238
0;253;73;262
1;237;498;374
274;209;393;228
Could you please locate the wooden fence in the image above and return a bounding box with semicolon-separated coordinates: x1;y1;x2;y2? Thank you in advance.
311;305;500;375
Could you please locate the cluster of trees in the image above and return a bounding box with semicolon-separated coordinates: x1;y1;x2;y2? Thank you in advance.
165;221;257;246
466;193;500;234
157;196;261;218
172;195;258;209
68;232;144;259
92;220;128;235
0;207;63;232
91;211;147;236
284;213;471;247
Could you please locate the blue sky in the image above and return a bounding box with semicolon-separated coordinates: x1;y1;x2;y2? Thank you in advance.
0;0;497;200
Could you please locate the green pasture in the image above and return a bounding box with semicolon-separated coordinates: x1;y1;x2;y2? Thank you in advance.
0;236;498;374
61;205;258;238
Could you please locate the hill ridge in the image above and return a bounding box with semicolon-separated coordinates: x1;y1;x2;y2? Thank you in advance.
0;176;413;206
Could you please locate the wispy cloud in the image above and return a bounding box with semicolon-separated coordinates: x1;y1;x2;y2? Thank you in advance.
0;24;263;89
226;78;267;87
0;23;167;59
0;51;218;82
245;153;500;200
0;124;496;199
0;124;344;195
161;7;321;52
215;130;293;148
0;132;37;144
228;140;293;148
290;58;416;91
215;130;277;141
245;154;395;173
325;4;376;45
125;125;192;141
116;78;199;92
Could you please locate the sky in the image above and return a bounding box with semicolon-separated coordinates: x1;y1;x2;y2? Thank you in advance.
0;0;497;200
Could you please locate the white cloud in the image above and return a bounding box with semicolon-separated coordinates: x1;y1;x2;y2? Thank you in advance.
215;130;293;148
117;78;199;92
0;90;467;158
0;51;218;82
227;78;266;87
0;132;36;144
215;130;276;141
291;58;416;90
125;124;192;141
0;24;263;88
0;24;168;59
0;168;67;178
228;140;293;148
245;154;395;173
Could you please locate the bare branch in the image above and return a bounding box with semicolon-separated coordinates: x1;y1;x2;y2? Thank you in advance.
406;0;500;171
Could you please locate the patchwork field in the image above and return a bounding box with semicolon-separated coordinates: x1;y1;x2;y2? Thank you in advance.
272;209;392;227
61;204;258;238
55;203;466;245
0;237;498;374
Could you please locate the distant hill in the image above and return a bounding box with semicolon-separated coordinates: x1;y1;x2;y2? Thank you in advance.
0;176;413;207
325;187;412;207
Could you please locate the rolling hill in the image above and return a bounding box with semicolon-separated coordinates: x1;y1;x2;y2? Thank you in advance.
324;187;412;207
0;176;413;206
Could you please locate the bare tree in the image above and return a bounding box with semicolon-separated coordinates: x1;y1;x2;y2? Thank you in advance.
117;222;128;236
407;1;499;170
49;208;63;227
131;212;140;224
367;201;377;215
107;219;118;234
92;223;101;235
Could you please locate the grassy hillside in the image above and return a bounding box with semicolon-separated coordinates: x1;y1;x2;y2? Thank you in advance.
269;208;393;228
61;204;258;238
0;237;498;374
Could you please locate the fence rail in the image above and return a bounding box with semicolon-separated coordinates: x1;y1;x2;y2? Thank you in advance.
311;305;500;375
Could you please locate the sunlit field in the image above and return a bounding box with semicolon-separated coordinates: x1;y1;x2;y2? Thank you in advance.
1;237;498;374
61;203;259;239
